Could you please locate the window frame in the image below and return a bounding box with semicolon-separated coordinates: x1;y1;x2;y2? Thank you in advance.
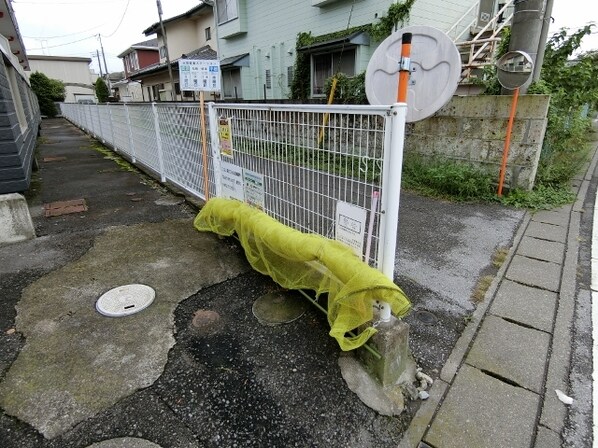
216;0;239;25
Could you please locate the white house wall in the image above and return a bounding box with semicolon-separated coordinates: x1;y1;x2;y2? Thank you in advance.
217;0;479;100
27;59;96;103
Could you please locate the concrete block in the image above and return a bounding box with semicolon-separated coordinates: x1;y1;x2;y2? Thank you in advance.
466;315;550;393
424;364;539;448
358;317;416;388
506;255;561;292
0;193;35;245
526;221;567;243
531;210;570;227
490;280;557;333
517;236;565;264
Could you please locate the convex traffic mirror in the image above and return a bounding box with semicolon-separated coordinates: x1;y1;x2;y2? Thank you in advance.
496;50;534;90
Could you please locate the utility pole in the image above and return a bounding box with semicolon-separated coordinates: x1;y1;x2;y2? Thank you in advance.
533;0;555;81
507;0;544;93
157;0;176;101
96;50;104;78
97;34;111;93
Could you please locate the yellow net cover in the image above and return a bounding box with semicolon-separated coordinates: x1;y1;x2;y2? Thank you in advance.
194;198;411;351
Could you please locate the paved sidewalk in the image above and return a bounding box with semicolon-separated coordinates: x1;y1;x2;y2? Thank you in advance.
400;138;598;447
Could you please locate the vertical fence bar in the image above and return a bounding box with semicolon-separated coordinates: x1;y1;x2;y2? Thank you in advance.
208;102;222;197
124;104;136;163
108;105;117;151
151;102;166;182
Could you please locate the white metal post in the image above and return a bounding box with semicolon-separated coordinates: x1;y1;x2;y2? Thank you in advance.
108;105;117;151
124;104;136;163
207;102;222;197
378;102;408;322
151;102;166;183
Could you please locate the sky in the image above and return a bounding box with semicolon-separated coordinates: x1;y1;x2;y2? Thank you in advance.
12;0;201;74
10;0;598;76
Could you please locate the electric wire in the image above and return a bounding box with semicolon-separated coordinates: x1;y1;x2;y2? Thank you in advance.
101;0;132;38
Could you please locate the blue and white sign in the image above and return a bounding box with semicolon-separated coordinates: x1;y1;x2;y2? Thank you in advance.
178;59;221;92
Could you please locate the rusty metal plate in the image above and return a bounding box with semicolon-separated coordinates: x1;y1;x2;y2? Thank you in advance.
43;198;88;217
43;156;67;162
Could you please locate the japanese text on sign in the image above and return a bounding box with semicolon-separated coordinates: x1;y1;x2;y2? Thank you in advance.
178;59;221;92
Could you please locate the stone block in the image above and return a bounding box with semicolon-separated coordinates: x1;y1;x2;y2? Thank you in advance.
424;364;539;448
532;210;569;227
517;236;565;264
526;221;567;243
491;279;557;333
0;193;35;245
466;315;550;393
358;317;416;387
506;255;561;292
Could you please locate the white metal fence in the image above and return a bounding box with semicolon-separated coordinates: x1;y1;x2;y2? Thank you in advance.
60;102;399;270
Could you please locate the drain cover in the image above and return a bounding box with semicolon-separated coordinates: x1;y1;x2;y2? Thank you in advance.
252;291;308;326
96;284;155;317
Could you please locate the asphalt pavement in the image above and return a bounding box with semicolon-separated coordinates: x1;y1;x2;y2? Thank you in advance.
0;118;540;447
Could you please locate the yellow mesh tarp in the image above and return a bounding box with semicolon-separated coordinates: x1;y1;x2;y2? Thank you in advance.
194;198;411;350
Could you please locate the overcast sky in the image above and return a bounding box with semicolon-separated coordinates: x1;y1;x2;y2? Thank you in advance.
11;0;598;75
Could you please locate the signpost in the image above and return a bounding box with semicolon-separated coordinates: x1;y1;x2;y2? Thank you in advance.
365;26;461;321
178;59;221;200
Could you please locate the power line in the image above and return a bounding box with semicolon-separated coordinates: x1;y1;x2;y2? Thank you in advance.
27;34;96;51
102;0;132;38
23;23;106;40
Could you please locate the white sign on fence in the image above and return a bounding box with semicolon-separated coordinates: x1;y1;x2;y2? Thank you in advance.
220;161;245;201
243;169;265;210
178;59;221;92
335;201;367;257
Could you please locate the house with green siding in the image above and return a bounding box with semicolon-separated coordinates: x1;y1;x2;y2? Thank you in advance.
214;0;486;100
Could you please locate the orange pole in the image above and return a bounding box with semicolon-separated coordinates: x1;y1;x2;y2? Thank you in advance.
397;33;412;103
200;90;210;201
497;87;520;197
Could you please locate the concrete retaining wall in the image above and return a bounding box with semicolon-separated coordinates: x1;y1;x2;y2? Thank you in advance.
405;95;551;191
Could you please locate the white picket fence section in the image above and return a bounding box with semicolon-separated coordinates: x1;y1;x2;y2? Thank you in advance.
60;102;401;271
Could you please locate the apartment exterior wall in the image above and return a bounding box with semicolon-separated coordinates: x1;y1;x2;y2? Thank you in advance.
0;53;41;193
216;0;477;100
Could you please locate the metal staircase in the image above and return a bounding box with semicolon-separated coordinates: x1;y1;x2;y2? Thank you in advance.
447;0;515;88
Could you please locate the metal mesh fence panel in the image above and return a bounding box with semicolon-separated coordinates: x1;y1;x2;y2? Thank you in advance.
156;103;215;200
110;104;133;157
98;106;114;147
212;104;390;268
127;104;161;173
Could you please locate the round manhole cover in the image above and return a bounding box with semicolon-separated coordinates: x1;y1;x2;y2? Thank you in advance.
96;284;155;317
414;310;438;325
252;291;308;326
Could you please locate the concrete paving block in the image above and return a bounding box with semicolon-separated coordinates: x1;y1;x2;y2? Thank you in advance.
466;315;550;393
534;425;562;448
517;236;565;264
531;210;569;227
490;280;557;333
424;364;539;448
506;255;561;292
526;221;567;243
0;193;35;245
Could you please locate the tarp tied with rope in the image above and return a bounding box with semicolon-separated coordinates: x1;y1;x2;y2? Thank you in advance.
194;198;411;351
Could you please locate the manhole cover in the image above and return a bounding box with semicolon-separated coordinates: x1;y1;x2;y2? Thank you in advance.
252;291;308;326
414;310;438;325
96;284;155;317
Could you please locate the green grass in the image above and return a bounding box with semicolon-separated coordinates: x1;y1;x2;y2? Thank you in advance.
400;154;576;210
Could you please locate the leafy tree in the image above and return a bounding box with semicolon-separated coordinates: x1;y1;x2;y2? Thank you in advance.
527;25;598;186
95;78;110;103
30;71;65;117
